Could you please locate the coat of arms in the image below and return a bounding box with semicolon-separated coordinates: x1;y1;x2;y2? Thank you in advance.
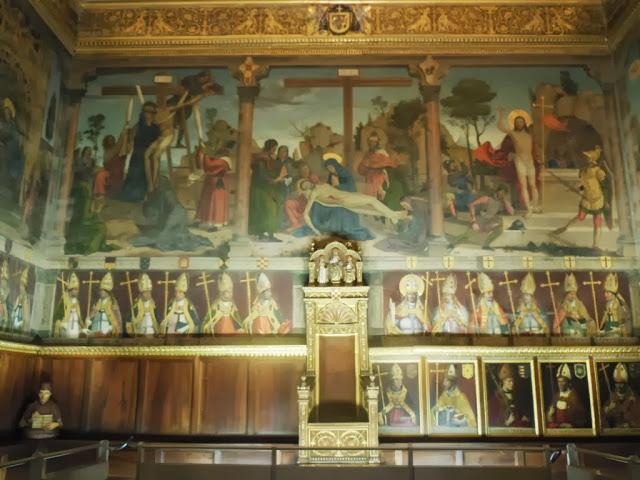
319;5;362;35
574;363;587;379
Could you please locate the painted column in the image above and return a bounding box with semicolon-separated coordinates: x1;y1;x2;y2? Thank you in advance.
410;57;449;244
602;82;633;243
235;85;259;236
231;57;268;237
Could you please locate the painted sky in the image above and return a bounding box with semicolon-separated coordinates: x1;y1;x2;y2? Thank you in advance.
78;65;604;165
441;66;602;147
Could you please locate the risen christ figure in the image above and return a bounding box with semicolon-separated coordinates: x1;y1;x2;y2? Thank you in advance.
299;180;405;236
497;107;539;215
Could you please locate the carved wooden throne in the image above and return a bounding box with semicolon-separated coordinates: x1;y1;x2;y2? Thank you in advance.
297;241;379;464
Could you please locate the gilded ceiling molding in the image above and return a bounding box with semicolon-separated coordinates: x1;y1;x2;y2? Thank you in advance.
27;0;78;53
72;3;609;57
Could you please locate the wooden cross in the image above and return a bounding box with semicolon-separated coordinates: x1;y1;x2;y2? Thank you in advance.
120;272;139;320
82;271;100;322
196;272;215;313
240;272;257;311
284;73;413;166
430;363;447;407
540;271;560;318
465;272;478;331
431;271;446;308
583;272;602;329
157;273;176;317
532;94;554;208
498;272;518;315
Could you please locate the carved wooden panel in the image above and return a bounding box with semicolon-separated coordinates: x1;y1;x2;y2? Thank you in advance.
37;357;87;431
85;359;139;432
194;358;249;435
0;352;36;432
318;336;356;406
137;359;193;434
247;358;305;435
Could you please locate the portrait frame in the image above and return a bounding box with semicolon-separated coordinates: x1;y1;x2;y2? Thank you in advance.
425;358;482;437
371;358;425;436
482;359;539;437
537;358;596;437
594;357;640;436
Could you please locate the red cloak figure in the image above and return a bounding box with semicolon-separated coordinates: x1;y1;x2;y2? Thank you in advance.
196;146;232;228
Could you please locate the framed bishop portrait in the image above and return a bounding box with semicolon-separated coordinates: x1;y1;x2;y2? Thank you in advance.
596;360;640;436
372;360;424;436
426;360;481;436
482;361;538;436
538;360;596;437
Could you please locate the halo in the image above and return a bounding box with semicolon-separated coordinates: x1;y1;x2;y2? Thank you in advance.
399;273;425;297
508;109;533;130
322;152;343;164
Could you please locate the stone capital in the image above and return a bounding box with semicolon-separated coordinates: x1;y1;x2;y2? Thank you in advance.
230;56;269;87
409;55;449;88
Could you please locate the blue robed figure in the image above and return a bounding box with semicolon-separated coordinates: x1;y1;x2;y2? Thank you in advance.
294;154;373;240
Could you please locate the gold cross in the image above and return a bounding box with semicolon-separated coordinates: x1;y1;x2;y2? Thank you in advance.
241;272;257;311
583;271;602;328
120;272;139;319
157;273;176;317
498;272;518;315
196;272;216;312
430;363;447;404
540;271;560;318
465;272;478;331
420;272;433;324
82;271;101;321
431;271;446;307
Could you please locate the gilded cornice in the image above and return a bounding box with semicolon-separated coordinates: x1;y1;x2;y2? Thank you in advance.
70;2;609;57
24;1;640;58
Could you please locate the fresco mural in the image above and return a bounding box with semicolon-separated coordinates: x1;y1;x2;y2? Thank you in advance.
0;254;36;335
382;270;631;338
0;2;55;245
70;65;623;258
625;41;640;195
52;269;294;338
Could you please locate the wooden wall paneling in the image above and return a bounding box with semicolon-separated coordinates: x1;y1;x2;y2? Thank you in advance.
0;352;36;433
247;358;305;435
137;358;194;435
84;358;139;433
36;357;86;431
194;357;249;435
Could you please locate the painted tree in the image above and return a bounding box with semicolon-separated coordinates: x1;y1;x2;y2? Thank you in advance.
440;78;496;150
371;95;389;117
83;114;106;154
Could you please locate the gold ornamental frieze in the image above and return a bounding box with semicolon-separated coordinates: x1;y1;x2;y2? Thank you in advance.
72;2;610;56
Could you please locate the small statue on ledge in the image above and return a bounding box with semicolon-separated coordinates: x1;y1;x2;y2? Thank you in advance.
317;255;328;285
19;382;63;439
328;247;343;285
343;255;356;285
